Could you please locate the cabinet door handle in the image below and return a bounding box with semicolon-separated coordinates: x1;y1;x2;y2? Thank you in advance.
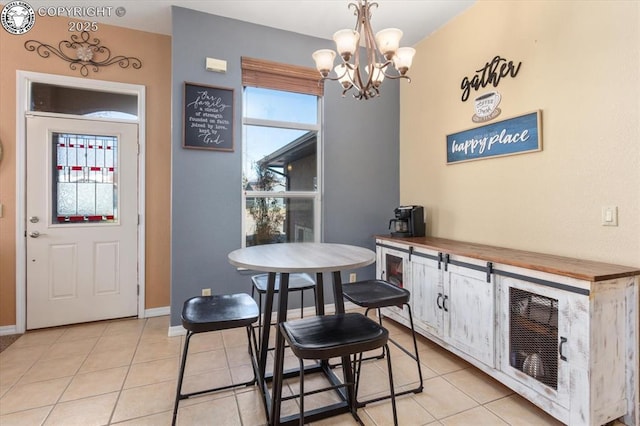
443;294;449;312
437;293;443;310
559;336;568;361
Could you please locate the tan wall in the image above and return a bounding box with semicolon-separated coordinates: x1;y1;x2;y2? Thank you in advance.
0;15;172;326
400;0;639;267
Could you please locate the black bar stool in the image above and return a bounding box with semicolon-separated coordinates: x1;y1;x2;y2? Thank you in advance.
172;293;259;426
342;279;424;406
251;272;317;348
279;312;398;426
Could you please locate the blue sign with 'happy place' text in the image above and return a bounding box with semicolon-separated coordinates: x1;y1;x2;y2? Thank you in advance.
446;111;541;164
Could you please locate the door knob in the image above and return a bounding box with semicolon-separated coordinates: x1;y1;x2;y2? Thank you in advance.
29;231;42;238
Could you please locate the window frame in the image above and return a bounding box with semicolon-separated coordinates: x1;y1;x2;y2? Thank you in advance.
241;90;323;247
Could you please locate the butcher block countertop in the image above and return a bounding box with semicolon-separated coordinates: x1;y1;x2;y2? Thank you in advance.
376;235;640;282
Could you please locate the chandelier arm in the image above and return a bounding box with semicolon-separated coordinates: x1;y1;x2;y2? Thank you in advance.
361;0;380;96
347;2;359;18
348;0;366;95
330;63;353;81
319;74;345;83
382;73;412;82
379;62;412;80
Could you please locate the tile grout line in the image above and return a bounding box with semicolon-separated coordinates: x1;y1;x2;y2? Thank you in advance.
44;325;105;425
106;317;148;425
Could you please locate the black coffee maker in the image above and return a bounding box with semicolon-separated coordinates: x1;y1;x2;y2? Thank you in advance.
389;205;425;238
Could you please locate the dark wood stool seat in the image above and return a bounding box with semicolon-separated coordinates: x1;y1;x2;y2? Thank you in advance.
343;279;410;308
172;294;259;426
342;279;424;406
279;313;398;425
251;272;316;294
251;273;317;349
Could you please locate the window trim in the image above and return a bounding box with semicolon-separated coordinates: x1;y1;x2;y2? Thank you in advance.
244;117;319;132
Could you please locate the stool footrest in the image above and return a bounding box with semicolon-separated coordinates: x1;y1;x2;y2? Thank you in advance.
178;378;256;401
281;381;352;402
355;386;423;408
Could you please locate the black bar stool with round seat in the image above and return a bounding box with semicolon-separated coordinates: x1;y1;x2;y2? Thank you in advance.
172;293;260;426
278;312;398;426
251;272;317;348
342;279;424;406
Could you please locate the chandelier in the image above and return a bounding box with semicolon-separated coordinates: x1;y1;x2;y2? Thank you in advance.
312;0;416;100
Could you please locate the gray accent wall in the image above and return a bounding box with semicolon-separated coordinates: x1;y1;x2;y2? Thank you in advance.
171;6;400;325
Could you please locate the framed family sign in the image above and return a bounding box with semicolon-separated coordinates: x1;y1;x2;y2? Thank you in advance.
183;82;234;151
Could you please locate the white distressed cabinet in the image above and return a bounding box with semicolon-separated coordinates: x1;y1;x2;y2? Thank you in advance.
375;236;640;426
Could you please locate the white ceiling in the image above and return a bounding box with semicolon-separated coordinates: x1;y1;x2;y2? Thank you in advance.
27;0;475;46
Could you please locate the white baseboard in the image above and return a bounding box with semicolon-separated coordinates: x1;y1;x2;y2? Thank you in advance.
166;302;359;337
144;306;170;318
0;325;19;336
168;325;186;337
0;309;171;336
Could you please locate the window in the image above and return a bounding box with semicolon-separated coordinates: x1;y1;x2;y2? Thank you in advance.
241;58;323;247
31;83;138;119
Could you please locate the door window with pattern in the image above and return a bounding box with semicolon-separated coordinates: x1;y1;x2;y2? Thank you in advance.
53;132;118;223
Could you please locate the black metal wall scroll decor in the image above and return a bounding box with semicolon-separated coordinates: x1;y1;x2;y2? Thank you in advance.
24;31;142;77
460;55;522;102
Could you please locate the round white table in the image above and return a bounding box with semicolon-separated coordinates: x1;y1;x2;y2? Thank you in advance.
228;242;375;425
228;242;375;273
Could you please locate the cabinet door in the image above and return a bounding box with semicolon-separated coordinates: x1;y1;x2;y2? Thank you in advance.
444;263;495;367
411;252;443;335
498;276;571;409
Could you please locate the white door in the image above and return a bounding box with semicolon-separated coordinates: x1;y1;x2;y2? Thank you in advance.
26;115;139;329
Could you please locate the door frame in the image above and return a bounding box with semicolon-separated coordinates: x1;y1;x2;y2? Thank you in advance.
15;70;146;333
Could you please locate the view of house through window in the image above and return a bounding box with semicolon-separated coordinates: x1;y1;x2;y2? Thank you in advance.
242;87;321;246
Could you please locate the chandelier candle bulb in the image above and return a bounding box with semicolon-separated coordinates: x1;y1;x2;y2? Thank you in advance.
375;28;403;59
312;49;336;76
367;64;385;86
311;0;415;100
335;64;353;88
393;47;416;75
333;29;359;60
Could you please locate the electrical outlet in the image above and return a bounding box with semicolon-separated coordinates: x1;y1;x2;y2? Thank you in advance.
201;288;212;296
349;273;357;283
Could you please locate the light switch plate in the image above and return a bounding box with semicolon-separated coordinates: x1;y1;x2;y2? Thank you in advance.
601;206;618;226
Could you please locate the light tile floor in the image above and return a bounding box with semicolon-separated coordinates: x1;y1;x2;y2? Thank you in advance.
0;313;569;425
